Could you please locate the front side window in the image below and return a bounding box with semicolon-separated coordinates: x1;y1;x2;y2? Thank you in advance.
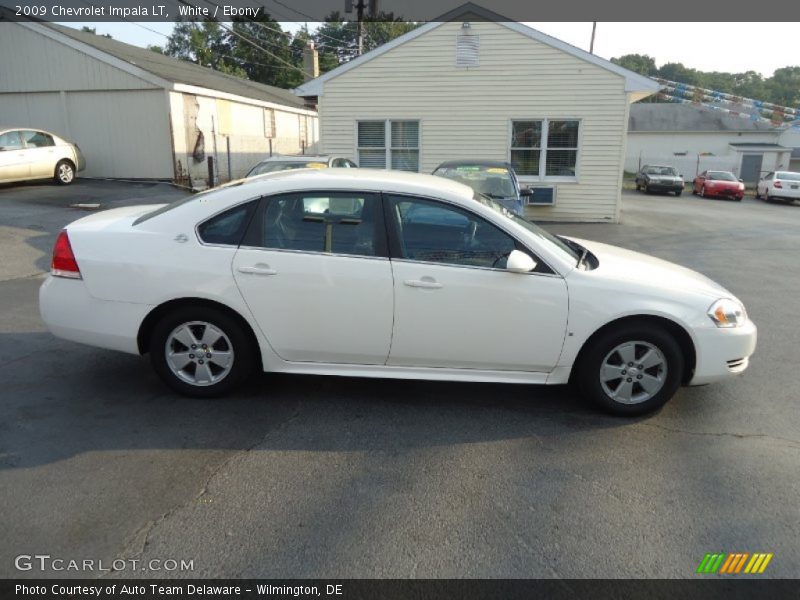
0;131;23;151
20;130;55;148
197;201;257;245
388;196;518;269
258;192;379;257
357;120;419;172
511;120;579;179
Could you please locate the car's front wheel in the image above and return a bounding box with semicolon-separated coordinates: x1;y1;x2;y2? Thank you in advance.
150;306;255;397
54;160;75;185
576;324;684;416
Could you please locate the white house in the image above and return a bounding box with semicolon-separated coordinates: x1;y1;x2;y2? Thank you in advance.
0;22;319;187
295;5;660;222
626;103;794;182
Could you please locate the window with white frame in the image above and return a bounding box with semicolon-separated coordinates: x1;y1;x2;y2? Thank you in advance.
357;120;419;172
511;119;579;179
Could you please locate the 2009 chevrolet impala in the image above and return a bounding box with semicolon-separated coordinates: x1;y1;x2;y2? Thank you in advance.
39;169;756;415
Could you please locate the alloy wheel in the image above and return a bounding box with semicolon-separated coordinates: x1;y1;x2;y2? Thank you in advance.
599;340;667;405
165;321;234;386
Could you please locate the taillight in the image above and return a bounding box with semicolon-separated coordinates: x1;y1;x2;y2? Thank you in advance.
774;181;783;189
51;230;82;279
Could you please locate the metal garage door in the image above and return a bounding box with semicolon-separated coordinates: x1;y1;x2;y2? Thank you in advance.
740;154;763;184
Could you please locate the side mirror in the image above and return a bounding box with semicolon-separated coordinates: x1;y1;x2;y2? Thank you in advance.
519;188;533;197
738;178;744;182
506;249;537;273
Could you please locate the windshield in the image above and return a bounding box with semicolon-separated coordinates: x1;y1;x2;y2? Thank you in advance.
247;160;328;177
434;165;517;198
644;166;678;176
707;171;737;181
777;172;800;181
132;180;246;225
473;193;580;263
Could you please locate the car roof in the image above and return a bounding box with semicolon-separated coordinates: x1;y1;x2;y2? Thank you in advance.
435;159;512;169
239;168;475;200
255;155;332;163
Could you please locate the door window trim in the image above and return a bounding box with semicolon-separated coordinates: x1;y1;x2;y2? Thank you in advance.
241;190;390;259
381;192;557;276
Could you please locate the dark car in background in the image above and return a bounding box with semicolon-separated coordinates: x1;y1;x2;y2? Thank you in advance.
432;160;531;214
635;165;685;196
693;170;745;201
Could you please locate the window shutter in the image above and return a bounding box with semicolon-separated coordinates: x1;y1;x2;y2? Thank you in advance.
358;121;385;147
456;33;479;67
263;109;275;138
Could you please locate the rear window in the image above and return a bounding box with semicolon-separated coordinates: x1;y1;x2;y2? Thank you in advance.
247;161;328;177
776;172;800;181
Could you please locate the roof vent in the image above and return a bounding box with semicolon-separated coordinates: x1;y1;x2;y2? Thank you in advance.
456;29;479;68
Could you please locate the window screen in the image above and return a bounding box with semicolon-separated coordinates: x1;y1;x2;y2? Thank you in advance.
357;120;419;171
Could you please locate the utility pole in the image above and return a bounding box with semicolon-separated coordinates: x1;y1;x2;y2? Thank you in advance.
356;0;365;56
590;22;597;54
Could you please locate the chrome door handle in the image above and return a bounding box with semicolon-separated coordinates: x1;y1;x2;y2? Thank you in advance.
404;278;442;289
238;265;277;276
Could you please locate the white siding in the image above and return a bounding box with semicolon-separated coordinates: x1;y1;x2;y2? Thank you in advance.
0;23;157;93
317;21;632;222
169;92;320;186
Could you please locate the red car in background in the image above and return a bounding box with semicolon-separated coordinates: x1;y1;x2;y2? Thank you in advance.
693;170;745;201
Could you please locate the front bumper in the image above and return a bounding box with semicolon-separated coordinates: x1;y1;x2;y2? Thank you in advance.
39;275;151;355
705;186;744;199
647;182;684;193
688;319;757;385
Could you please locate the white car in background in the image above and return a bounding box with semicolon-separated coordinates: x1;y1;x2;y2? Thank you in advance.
755;171;800;203
0;128;85;185
39;170;756;416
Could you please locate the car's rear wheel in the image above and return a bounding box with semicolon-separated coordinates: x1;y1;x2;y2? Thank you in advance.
150;306;255;397
54;160;75;185
674;189;682;196
576;324;684;416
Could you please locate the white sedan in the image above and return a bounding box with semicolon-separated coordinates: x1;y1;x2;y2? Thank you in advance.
755;171;800;203
0;128;85;185
39;170;757;415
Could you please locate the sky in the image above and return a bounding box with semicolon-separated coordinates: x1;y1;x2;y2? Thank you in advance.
62;21;799;78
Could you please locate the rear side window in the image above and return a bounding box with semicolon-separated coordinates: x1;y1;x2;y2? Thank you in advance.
21;130;55;147
197;201;257;246
249;192;381;257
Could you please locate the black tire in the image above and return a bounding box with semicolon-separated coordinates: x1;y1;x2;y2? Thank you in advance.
576;323;684;416
54;159;75;185
643;184;650;194
674;189;683;197
754;189;761;200
149;306;255;397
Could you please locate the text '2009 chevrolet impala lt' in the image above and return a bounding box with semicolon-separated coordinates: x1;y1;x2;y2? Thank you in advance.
39;169;756;415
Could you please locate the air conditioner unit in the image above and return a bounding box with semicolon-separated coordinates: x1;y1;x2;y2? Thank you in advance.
524;186;557;206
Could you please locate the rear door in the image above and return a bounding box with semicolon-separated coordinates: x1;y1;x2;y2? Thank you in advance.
232;190;394;364
20;130;58;178
0;131;29;182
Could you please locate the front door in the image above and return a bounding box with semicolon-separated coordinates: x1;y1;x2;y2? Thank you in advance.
0;131;29;182
385;195;569;372
740;154;763;184
232;191;394;365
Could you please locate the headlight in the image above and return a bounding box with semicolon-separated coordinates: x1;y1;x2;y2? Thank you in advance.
707;298;747;328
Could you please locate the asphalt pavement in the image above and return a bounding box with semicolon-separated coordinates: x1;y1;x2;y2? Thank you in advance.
0;180;798;579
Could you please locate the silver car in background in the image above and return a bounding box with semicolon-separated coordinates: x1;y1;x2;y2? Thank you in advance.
246;154;357;178
0;128;85;185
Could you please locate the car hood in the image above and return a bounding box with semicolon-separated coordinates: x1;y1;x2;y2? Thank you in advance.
566;237;733;301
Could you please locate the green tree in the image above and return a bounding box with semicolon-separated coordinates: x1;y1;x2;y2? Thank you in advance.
228;17;299;88
164;21;246;78
610;54;657;77
766;67;800;107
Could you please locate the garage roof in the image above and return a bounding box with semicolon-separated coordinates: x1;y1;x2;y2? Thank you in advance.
43;23;305;109
629;103;777;133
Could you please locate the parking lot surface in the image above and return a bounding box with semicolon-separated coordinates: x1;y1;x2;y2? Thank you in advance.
1;181;798;578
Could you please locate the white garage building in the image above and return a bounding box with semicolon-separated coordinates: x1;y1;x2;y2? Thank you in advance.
0;22;318;186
